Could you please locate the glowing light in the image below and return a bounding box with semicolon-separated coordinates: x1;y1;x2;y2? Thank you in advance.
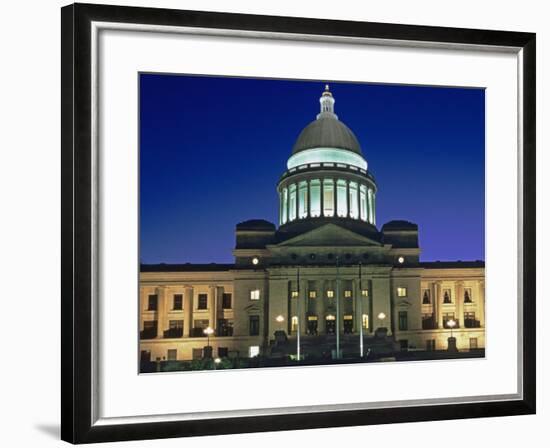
252;257;259;265
287;147;367;170
447;319;456;329
377;312;386;320
398;256;405;264
203;327;214;336
214;357;221;364
275;315;285;323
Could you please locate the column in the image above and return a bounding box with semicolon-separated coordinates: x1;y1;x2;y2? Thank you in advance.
430;282;438;328
156;286;168;338
367;279;374;333
346;180;350;218
299;278;308;334
317;280;327;334
209;285;217;332
320;178;325;217
353;278;362;333
477;280;485;327
183;286;193;337
456;281;464;328
307;180;311;218
435;281;443;329
372;277;391;334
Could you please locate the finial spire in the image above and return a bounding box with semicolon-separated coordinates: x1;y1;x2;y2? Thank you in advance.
318;84;337;119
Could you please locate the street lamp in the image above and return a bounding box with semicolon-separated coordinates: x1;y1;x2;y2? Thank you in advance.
276;314;285;324
377;312;386;328
203;326;214;346
447;319;456;338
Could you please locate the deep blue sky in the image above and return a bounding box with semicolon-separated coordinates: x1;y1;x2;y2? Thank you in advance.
140;74;484;264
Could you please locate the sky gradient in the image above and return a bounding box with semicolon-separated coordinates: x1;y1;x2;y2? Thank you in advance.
140;74;485;264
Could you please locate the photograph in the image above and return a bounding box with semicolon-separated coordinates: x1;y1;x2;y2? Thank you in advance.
138;74;486;373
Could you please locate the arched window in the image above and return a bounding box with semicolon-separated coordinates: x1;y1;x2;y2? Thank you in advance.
349;182;359;219
464;288;472;303
359;185;367;221
443;290;451;303
289;184;297;221
422;290;431;304
298;181;308;219
337;179;347;217
323;179;334;217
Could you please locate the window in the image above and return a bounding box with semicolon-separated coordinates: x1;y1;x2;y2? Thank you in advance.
367;189;374;223
344;290;352;298
442;312;456;328
310;179;321;217
298;181;308;219
443;289;452;303
281;188;288;224
191;319;209;337
396;287;407;297
164;320;183;338
249;346;260;358
308;290;317;299
422;313;436;330
167;349;177;361
343;315;353;334
147;294;158;311
250;289;260;300
192;348;203;360
218;347;229;358
291;290;298;298
464;312;480;328
217;318;234;336
323;179;334;216
362;314;369;329
222;293;232;309
469;338;478;350
291;316;298;332
426;339;436;351
141;320;157;339
349;182;359;219
422;290;431;304
326;290;334;298
197;293;208;310
289;184;297;221
337;179;347;217
359;185;367;221
173;294;183;310
307;316;318;335
361;289;368;297
464;288;473;303
249;315;260;336
398;311;408;331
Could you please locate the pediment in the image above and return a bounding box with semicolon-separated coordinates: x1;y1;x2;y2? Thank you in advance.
396;300;413;308
275;223;382;248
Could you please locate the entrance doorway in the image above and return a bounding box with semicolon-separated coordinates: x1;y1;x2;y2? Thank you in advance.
343;316;354;334
325;315;336;335
307;316;318;335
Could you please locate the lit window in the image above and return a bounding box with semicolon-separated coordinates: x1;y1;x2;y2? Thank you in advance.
289;184;297;221
291;316;298;332
310;179;321;217
349;182;358;219
298;181;308;219
291;290;298;298
344;290;352;298
396;287;407;297
326;290;334;298
249;346;260;358
337;179;347;217
359;185;367;221
250;289;260;300
323;179;334;217
361;289;368;297
281;188;288;224
422;290;431;304
309;290;317;299
362;314;369;329
367;189;374;223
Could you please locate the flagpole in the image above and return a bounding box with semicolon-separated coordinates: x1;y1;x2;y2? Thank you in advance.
359;263;364;358
296;267;301;362
335;256;340;359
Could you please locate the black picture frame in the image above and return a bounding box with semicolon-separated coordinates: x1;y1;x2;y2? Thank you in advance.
61;2;536;444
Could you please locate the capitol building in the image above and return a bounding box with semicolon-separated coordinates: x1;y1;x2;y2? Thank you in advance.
139;86;485;366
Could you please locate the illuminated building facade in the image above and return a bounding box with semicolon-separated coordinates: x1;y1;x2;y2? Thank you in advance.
140;86;485;364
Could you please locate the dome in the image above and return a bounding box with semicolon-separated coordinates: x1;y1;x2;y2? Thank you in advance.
292;115;362;155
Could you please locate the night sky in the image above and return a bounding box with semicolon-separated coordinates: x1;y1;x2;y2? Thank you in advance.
140;74;485;264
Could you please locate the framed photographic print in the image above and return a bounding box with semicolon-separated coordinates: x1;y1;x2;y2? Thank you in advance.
61;2;536;444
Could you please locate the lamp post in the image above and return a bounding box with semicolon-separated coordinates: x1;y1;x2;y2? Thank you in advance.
214;357;221;370
203;326;214;358
446;319;458;352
